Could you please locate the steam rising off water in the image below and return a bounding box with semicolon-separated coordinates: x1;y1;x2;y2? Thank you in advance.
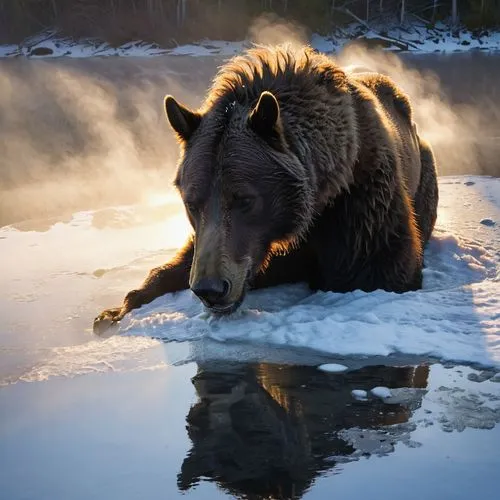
0;23;499;226
339;47;484;175
0;57;202;225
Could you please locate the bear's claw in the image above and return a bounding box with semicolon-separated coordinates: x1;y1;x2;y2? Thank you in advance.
93;307;123;336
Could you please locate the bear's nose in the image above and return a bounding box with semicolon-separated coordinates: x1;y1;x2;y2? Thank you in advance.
191;278;231;306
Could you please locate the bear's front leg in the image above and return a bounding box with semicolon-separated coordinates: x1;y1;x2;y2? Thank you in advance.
93;238;194;335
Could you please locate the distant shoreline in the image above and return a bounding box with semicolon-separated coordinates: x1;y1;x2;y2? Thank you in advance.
1;22;500;59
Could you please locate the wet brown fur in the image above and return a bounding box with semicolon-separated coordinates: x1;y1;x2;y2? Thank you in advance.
94;45;438;333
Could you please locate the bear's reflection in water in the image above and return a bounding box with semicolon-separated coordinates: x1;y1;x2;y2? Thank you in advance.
178;362;429;499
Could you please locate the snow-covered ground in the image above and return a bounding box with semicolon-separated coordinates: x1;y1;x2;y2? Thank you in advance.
1;21;499;59
1;175;499;385
118;176;498;370
1;176;499;499
311;20;500;54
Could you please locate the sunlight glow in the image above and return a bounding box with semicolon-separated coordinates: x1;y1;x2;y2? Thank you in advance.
163;211;191;248
146;192;181;208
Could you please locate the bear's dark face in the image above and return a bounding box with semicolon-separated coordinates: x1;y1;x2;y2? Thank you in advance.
165;92;309;314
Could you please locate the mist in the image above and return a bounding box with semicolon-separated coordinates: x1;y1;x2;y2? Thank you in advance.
0;15;498;227
250;14;499;180
337;46;493;180
0;56;217;226
247;12;309;49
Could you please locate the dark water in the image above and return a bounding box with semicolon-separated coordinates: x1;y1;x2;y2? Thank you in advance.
178;360;429;498
2;344;498;500
403;51;500;178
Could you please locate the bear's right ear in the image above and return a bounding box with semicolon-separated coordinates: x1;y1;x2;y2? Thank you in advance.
164;95;201;142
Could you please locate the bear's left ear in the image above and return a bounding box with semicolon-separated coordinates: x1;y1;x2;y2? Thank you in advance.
164;95;201;142
248;91;281;138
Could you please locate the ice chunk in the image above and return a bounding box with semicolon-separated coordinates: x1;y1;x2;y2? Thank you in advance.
352;389;368;400
371;386;392;399
318;363;348;373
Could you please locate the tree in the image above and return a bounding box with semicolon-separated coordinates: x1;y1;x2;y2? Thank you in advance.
432;0;438;22
452;0;459;26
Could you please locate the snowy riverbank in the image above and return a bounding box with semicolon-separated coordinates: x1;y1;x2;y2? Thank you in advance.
1;21;499;59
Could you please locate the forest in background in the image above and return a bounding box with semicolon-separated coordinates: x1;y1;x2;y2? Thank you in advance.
1;0;499;46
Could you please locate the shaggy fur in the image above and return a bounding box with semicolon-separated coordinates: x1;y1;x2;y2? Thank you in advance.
94;45;439;333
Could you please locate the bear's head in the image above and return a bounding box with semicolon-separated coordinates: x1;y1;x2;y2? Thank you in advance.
165;91;312;314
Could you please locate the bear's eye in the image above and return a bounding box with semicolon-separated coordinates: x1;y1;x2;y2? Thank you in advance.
232;194;255;213
184;201;198;215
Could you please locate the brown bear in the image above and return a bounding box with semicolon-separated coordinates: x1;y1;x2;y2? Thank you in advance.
93;44;438;334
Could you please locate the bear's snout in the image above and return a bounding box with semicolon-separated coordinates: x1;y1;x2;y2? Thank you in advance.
191;277;231;308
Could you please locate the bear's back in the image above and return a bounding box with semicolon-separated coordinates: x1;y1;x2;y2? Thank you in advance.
350;72;422;197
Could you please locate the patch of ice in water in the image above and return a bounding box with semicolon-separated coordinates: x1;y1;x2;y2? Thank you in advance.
1;336;163;386
422;365;500;433
352;389;368;401
3;176;497;384
371;386;392;399
318;363;349;373
430;385;500;432
337;423;421;459
329;364;500;464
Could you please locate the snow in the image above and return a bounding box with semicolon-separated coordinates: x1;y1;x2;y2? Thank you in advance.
0;176;499;386
352;389;368;400
371;386;392;399
0;44;19;57
0;30;170;59
314;20;500;54
318;363;349;373
406;22;500;53
0;30;249;59
108;177;500;370
166;40;249;57
1;22;499;60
